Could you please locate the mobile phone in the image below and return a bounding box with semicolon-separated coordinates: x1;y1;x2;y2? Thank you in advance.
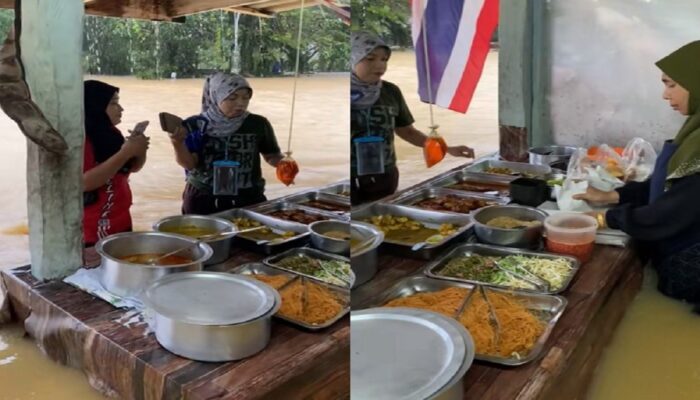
131;120;149;135
159;112;183;134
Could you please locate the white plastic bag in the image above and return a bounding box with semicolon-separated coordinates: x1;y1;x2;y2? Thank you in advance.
586;165;625;192
556;178;593;212
622;138;657;182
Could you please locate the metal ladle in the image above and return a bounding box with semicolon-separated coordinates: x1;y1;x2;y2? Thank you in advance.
146;226;267;265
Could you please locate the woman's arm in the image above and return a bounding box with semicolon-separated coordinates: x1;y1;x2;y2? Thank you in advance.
395;124;475;158
604;174;700;241
169;126;199;170
263;152;285;168
83;135;147;191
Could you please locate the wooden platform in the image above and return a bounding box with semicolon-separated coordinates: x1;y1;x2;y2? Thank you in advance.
1;248;350;400
352;238;643;400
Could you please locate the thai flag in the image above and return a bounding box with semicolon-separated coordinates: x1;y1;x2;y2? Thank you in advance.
411;0;499;113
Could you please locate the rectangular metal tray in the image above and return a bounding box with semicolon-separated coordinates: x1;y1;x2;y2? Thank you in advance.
351;203;474;260
464;159;552;180
248;201;350;223
429;171;513;198
284;191;351;214
423;243;580;295
263;247;353;289
318;181;351;197
369;275;567;366
390;187;508;215
229;262;350;330
213;208;310;255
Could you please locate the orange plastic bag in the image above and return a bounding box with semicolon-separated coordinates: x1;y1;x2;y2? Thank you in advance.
276;152;299;186
423;128;447;168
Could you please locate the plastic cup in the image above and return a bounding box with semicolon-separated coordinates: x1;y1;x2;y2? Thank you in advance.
544;213;598;263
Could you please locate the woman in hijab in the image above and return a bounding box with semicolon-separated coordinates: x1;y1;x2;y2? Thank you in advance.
575;41;700;304
83;80;149;247
169;72;284;214
350;31;475;205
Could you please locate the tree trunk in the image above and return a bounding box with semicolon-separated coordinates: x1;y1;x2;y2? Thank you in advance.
20;0;84;280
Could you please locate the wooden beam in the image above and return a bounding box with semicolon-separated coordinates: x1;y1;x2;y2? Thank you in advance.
20;0;84;280
225;6;274;18
170;0;267;16
267;0;321;13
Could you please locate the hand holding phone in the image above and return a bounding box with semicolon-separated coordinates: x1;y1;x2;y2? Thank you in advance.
159;112;183;134
129;120;150;136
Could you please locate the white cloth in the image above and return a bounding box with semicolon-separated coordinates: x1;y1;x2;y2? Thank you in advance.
63;267;144;310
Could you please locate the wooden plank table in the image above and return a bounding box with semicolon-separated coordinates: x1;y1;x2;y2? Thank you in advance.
1;246;350;400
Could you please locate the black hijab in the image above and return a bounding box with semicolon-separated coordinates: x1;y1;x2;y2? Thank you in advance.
84;80;129;171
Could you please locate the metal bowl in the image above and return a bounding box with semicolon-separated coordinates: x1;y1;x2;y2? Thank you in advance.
95;232;213;298
309;220;350;255
153;215;236;265
350;221;384;288
471;205;547;249
529;145;578;170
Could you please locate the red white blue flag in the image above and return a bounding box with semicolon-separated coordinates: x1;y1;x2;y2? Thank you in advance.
411;0;499;113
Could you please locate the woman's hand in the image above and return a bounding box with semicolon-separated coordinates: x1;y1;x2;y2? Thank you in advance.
122;133;149;157
573;186;620;205
169;126;187;144
447;145;475;158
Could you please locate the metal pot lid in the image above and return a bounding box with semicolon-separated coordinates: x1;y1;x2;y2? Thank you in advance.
351;307;471;400
143;272;277;325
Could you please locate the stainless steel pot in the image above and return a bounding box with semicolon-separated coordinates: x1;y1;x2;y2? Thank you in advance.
309;220;350;255
153;215;236;265
472;205;547;249
349;221;384;288
96;232;213;298
529;145;578;170
143;272;280;362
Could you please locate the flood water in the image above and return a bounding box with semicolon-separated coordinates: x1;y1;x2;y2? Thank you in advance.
1;50;699;400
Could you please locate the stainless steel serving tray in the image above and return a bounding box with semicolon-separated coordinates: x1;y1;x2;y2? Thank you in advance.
390;187;509;215
464;160;552;180
429;171;513;198
423;243;580;295
351;203;474;260
248;201;350;223
229;262;350;330
213;208;310;255
318;181;351;198
284;191;351;214
370;275;567;366
263;247;353;289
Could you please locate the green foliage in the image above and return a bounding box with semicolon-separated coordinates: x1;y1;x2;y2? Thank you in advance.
350;0;412;48
81;7;349;79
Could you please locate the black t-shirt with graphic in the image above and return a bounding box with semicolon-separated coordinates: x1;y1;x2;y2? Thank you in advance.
350;81;415;175
185;113;281;197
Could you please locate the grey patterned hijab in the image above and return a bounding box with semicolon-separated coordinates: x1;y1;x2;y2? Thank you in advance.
201;72;252;137
351;32;391;110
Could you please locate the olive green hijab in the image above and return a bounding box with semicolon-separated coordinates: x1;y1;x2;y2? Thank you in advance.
655;40;700;180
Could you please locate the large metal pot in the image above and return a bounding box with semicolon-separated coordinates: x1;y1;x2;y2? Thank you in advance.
309;220;350;255
529;145;578;171
349;221;383;288
472;205;547;249
143;272;280;362
96;232;213;298
153;215;235;265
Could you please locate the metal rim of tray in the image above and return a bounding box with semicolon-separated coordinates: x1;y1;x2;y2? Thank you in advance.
422;243;580;295
262;247;355;289
229;262;350;330
213;208;310;247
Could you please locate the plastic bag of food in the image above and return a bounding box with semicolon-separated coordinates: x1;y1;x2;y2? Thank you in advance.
566;148;592;180
276;152;299;186
622;138;657;182
586;165;624;192
423;127;447;168
556;178;593;212
590;144;626;180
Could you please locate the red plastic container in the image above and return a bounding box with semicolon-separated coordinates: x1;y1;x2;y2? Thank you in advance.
544;213;598;263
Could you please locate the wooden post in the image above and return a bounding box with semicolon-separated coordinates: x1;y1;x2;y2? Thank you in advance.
498;0;550;161
20;0;84;280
